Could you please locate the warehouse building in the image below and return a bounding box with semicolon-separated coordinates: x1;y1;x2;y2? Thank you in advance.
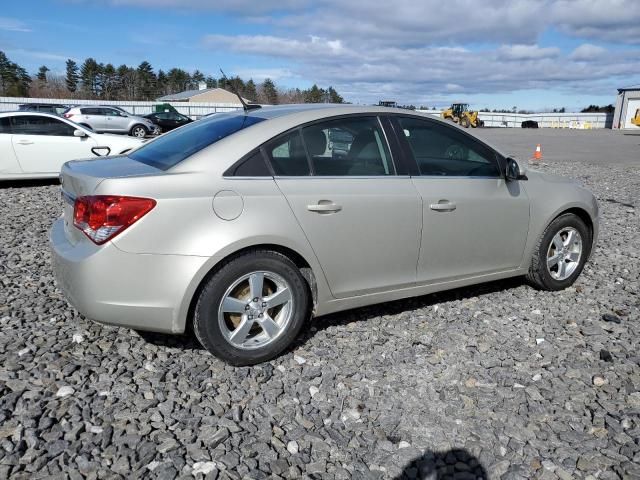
157;82;247;104
613;84;640;129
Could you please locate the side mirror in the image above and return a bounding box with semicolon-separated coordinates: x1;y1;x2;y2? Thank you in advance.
505;157;527;181
74;129;87;138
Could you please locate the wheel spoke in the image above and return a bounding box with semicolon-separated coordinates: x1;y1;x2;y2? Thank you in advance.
264;287;291;308
249;273;264;299
552;233;564;251
557;260;567;279
229;317;253;344
547;253;562;267
222;296;247;313
568;251;580;262
565;230;576;246
257;315;280;338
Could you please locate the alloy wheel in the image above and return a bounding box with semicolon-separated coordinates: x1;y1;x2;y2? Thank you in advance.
546;227;582;281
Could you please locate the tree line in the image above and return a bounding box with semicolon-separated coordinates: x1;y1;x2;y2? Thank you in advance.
0;51;344;104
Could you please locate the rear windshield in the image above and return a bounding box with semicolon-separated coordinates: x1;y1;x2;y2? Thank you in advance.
129;114;266;170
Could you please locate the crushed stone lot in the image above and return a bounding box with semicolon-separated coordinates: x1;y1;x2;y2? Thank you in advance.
0;135;639;479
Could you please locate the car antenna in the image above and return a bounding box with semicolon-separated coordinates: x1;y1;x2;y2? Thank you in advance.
219;68;261;112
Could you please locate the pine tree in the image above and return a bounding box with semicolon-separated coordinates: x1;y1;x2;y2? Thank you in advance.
65;59;79;93
244;79;257;102
327;87;343;103
157;69;167;97
205;76;217;89
304;84;324;103
0;51;31;96
136;61;156;100
191;69;205;89
261;78;278;105
80;58;102;97
36;65;49;82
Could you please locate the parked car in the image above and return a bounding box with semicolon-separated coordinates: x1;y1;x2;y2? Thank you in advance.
63;106;158;137
0;112;145;180
51;105;599;365
19;103;70;116
144;111;192;133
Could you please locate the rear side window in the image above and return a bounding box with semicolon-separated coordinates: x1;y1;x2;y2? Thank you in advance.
80;108;102;115
267;130;311;176
130;114;266;170
302;116;394;176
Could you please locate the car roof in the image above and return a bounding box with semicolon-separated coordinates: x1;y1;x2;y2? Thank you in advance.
0;111;68;118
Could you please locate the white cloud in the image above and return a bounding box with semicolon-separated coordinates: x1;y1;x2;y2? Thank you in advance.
0;17;31;33
497;44;561;61
569;44;607;61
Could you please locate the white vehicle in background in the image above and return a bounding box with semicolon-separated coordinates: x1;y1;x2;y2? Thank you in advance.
0;112;145;180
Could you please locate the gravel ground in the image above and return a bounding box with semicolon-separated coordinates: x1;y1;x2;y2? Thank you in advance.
0;158;638;480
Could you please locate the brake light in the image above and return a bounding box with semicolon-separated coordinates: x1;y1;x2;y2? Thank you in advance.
73;195;156;244
64;113;73;118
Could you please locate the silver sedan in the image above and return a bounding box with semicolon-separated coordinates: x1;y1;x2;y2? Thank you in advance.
50;105;599;365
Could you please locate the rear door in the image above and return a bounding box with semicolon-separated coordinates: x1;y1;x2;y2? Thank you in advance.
103;108;129;133
270;115;421;298
79;107;105;131
11;115;98;174
392;116;530;283
0;117;22;175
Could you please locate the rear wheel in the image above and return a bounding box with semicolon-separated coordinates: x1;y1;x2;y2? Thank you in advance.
526;213;590;290
129;124;147;137
193;250;310;365
460;117;470;128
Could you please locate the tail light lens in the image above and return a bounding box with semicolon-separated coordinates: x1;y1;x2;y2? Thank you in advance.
73;195;156;244
64;113;73;118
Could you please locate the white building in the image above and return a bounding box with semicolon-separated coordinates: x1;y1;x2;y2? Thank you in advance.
613;84;640;130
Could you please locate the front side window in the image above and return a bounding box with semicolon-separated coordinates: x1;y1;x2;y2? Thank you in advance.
10;116;76;136
397;117;500;177
302;117;394;176
129;113;265;170
81;108;102;115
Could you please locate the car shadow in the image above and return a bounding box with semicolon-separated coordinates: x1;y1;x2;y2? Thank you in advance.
393;448;488;479
137;276;526;356
0;178;59;189
297;276;526;345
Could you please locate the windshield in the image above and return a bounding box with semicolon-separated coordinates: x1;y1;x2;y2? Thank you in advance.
129;114;265;170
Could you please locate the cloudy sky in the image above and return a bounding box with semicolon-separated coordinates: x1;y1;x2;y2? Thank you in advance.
1;0;639;110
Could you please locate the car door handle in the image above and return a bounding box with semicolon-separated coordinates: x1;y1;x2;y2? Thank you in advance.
429;201;457;212
16;140;34;145
307;202;343;213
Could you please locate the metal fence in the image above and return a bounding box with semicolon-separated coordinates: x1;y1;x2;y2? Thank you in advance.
416;109;613;129
0;96;243;118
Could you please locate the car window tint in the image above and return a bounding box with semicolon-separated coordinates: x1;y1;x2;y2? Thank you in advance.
81;108;101;115
104;108;121;116
302;116;394;176
397;117;500;177
129;113;266;170
228;150;271;176
267;130;310;176
10;116;76;136
0;117;10;133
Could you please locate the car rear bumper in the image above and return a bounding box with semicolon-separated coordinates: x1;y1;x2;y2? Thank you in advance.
49;218;207;334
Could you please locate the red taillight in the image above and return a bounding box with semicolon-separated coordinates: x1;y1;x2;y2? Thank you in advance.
73;195;156;244
64;113;73;118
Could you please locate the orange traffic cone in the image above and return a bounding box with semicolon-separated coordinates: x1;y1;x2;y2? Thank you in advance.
533;144;542;161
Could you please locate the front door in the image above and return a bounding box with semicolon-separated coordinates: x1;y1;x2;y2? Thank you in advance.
10;115;97;174
394;116;530;283
270;116;422;298
103;108;128;133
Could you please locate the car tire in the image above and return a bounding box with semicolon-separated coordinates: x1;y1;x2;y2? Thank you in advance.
193;250;310;365
526;213;591;291
129;125;147;137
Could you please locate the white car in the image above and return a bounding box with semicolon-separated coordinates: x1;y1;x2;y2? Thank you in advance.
0;112;145;180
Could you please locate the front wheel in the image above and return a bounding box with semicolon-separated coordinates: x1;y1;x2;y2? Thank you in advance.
129;125;147;137
193;250;310;365
526;213;591;290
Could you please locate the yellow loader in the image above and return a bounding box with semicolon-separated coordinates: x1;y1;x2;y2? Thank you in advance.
441;103;484;128
632;108;640;127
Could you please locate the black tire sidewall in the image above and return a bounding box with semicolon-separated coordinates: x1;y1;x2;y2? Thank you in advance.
537;214;591;290
130;125;147;137
194;252;309;365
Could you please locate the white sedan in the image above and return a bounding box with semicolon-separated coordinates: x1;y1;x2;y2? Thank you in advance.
0;111;145;180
